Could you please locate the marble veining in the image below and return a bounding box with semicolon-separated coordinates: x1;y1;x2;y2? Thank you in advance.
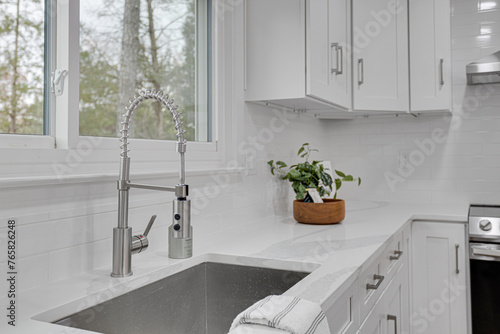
252;234;390;261
295;266;360;304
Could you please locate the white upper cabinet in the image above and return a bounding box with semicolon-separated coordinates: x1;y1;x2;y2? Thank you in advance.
352;0;409;112
306;0;351;109
245;0;351;112
245;0;452;116
409;0;452;112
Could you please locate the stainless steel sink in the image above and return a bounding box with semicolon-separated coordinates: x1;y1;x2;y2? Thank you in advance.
52;262;309;334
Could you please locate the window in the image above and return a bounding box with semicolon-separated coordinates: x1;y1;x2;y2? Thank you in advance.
79;0;211;142
0;0;50;135
0;0;211;142
0;0;222;178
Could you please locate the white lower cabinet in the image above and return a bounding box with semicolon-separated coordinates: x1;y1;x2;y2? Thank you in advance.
358;300;385;334
358;263;409;334
325;280;359;334
411;221;468;334
358;228;409;331
324;220;468;334
384;264;409;334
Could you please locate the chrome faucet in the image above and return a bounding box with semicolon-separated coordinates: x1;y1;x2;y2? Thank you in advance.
111;89;192;278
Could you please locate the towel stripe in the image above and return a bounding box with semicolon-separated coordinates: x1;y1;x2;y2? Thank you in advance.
305;313;324;334
240;295;273;324
305;312;326;334
272;297;300;327
313;313;327;334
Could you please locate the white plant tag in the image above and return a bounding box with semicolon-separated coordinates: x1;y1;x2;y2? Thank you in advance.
307;188;324;203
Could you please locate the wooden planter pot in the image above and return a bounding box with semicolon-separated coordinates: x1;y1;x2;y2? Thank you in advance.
293;199;345;224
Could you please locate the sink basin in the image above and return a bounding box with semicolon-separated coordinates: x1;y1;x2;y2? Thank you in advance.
51;262;310;334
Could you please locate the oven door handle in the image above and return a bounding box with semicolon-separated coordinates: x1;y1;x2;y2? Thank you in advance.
471;246;500;258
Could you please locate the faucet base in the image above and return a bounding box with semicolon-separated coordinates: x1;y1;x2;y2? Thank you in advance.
168;225;193;259
111;272;133;278
111;227;133;277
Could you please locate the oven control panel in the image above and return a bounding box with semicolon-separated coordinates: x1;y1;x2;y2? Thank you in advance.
469;205;500;241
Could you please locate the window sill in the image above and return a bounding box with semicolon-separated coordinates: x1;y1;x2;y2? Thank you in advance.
0;167;247;188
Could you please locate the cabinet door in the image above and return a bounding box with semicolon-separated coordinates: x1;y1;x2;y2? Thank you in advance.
358;301;385;334
409;0;451;112
329;0;351;109
411;221;468;334
306;0;330;102
245;0;306;102
326;280;359;334
352;0;409;111
385;265;409;334
306;0;351;109
359;265;410;334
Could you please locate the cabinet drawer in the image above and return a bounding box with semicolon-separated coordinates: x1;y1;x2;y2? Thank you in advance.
358;254;386;321
325;280;359;334
359;231;406;321
380;231;404;284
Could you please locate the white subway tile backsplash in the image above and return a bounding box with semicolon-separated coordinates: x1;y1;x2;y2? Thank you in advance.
458;179;500;192
17;216;93;259
483;143;500;155
479;45;500;57
452;0;481;15
452;9;500;26
359;134;404;146
49;243;99;282
452;24;482;39
18;254;50;290
431;191;471;204
382;119;431;134
384;190;433;203
448;132;487;144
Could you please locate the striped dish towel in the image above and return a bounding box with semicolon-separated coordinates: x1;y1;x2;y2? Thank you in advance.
230;295;330;334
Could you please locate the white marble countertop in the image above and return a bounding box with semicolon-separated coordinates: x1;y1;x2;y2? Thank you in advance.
2;201;469;334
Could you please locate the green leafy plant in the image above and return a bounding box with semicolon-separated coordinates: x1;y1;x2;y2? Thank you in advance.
268;143;361;200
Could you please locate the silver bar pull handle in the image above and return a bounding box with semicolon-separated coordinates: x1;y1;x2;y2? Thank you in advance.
390;250;403;261
366;274;384;290
331;43;339;74
337;46;343;75
358;59;364;85
440;58;444;86
387;315;397;334
455;243;460;274
472;247;500;258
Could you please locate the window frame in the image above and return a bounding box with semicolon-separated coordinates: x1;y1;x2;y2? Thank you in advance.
0;0;226;178
66;0;219;153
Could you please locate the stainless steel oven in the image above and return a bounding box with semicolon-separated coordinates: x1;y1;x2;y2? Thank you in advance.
469;205;500;334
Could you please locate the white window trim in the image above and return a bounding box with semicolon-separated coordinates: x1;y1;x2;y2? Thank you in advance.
0;134;54;149
0;0;231;182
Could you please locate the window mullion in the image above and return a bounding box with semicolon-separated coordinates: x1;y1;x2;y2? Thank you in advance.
43;0;56;136
54;0;80;149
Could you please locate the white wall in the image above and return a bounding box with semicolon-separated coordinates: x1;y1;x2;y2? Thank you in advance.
324;0;500;205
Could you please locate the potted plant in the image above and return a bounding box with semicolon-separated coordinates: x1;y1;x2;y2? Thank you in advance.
268;143;361;224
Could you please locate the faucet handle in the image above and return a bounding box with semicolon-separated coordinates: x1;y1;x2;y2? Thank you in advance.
132;215;157;255
143;215;157;236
